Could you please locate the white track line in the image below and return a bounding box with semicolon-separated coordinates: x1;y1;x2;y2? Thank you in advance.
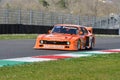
5;57;57;62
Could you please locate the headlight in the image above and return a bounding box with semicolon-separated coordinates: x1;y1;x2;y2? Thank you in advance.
67;41;70;45
40;40;44;44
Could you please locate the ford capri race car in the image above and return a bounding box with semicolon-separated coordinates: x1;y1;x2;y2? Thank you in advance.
34;24;95;50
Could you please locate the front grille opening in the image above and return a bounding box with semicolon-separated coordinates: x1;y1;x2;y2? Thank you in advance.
40;40;69;45
65;46;69;48
39;45;43;47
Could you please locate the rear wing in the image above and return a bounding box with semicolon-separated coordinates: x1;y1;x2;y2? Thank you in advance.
85;27;93;33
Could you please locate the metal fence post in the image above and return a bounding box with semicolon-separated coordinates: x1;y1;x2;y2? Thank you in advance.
4;9;9;24
61;14;64;24
70;14;72;24
77;15;80;25
118;28;120;35
30;10;33;25
18;9;21;24
58;14;63;24
51;12;54;26
41;12;44;25
118;16;120;35
99;19;102;28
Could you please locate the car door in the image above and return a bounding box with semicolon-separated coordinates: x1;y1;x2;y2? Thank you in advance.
80;27;89;47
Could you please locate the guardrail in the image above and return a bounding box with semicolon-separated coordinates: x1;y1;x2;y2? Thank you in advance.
0;24;119;35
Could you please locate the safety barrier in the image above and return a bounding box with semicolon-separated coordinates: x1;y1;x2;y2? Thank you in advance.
0;24;119;35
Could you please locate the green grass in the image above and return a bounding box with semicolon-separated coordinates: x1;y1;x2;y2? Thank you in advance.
0;34;38;40
0;53;120;80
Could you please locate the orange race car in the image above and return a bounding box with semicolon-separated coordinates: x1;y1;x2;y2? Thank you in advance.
34;24;95;51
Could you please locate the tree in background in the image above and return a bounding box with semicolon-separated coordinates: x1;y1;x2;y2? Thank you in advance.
0;0;119;17
6;3;11;9
39;0;49;8
57;0;68;9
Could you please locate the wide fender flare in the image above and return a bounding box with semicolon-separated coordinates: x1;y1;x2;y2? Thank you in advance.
71;37;84;45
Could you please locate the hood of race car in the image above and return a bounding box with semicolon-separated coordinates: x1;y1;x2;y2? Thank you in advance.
39;33;78;41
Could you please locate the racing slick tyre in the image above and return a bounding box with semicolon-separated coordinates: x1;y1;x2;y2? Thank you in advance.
89;40;94;49
86;38;94;50
77;40;81;50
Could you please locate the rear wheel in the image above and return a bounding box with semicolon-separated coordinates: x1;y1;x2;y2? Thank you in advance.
86;37;94;50
89;40;94;49
77;40;81;50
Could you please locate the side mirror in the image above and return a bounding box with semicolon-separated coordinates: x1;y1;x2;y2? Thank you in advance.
48;30;51;34
79;31;83;35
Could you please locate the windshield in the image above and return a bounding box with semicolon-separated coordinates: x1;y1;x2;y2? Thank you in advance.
52;26;78;34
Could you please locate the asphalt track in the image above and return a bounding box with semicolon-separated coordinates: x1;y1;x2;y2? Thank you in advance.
0;37;120;59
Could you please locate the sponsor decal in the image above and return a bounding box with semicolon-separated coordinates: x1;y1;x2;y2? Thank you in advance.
44;45;64;49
